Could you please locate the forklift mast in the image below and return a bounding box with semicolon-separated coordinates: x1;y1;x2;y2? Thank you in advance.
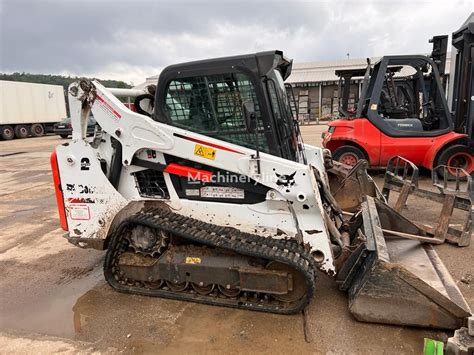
450;13;474;144
335;67;368;117
429;35;449;89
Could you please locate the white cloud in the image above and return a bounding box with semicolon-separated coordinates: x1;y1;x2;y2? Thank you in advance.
1;0;472;85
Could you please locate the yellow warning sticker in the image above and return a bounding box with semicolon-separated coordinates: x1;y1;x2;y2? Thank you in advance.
194;144;216;160
185;256;201;264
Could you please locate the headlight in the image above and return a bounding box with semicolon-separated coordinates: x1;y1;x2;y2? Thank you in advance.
322;126;335;139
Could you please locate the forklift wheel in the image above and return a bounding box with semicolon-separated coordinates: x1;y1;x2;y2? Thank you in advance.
437;144;474;178
333;146;366;167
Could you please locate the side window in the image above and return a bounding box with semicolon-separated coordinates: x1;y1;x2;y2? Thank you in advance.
166;77;218;132
267;80;295;160
378;66;418;120
376;61;447;132
165;73;269;152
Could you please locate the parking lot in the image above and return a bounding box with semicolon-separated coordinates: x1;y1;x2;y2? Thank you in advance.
0;126;472;354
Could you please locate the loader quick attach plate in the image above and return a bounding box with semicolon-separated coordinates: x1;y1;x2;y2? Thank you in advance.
337;196;472;329
327;160;380;213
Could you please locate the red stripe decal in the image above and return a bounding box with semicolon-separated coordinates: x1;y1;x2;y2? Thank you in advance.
67;198;87;203
174;133;244;155
50;151;68;231
164;163;213;182
96;94;122;119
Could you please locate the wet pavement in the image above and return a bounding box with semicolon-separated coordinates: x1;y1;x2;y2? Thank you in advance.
0;130;472;354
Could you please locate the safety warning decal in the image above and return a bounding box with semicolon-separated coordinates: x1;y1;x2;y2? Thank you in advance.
201;186;244;199
185;256;201;264
69;204;91;220
194;144;216;160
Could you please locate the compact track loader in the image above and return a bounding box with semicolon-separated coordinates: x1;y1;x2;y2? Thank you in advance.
51;51;472;336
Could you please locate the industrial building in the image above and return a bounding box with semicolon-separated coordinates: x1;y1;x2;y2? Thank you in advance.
136;54;452;124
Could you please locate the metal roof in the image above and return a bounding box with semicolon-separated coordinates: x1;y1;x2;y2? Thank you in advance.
135;53;452;89
287;57;379;84
287;54;451;84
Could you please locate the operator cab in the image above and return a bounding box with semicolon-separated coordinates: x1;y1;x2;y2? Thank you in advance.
337;55;453;137
152;51;305;163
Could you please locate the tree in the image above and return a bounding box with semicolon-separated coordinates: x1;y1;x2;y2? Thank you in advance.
0;72;133;90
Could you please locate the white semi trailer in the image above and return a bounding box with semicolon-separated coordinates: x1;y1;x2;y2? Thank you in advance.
0;80;67;140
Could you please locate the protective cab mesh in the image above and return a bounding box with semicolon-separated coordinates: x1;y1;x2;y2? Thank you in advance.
165;73;269;152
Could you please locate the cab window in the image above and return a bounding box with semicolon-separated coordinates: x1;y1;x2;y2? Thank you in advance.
165;73;269;152
374;60;449;133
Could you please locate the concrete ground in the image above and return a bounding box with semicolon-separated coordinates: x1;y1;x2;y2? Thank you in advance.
0;126;472;354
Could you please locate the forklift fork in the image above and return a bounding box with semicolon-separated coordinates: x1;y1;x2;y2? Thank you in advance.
382;156;473;247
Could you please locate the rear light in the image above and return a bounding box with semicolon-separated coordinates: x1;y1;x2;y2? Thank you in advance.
50;151;68;231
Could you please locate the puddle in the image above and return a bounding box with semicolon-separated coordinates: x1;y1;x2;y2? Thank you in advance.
0;267;103;338
0;268;103;338
0;258;188;351
70;284;188;350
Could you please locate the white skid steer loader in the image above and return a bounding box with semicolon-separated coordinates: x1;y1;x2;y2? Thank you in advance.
51;51;473;346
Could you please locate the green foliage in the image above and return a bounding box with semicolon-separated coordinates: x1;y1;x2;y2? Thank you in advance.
0;72;133;90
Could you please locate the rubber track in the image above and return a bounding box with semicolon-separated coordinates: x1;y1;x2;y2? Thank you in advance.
104;207;318;314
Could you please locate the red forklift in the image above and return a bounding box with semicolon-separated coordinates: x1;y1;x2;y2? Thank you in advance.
322;15;473;177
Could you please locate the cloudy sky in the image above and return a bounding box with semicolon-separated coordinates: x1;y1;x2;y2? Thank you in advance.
0;0;472;85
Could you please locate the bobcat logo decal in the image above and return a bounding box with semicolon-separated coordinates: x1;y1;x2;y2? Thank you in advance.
275;171;296;188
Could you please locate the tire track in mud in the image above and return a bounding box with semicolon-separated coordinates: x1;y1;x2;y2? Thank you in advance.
56;267;94;285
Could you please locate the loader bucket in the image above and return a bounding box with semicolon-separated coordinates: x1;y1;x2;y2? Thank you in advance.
337;196;472;329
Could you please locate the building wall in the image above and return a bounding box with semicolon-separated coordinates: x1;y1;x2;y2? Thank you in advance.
292;82;361;123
